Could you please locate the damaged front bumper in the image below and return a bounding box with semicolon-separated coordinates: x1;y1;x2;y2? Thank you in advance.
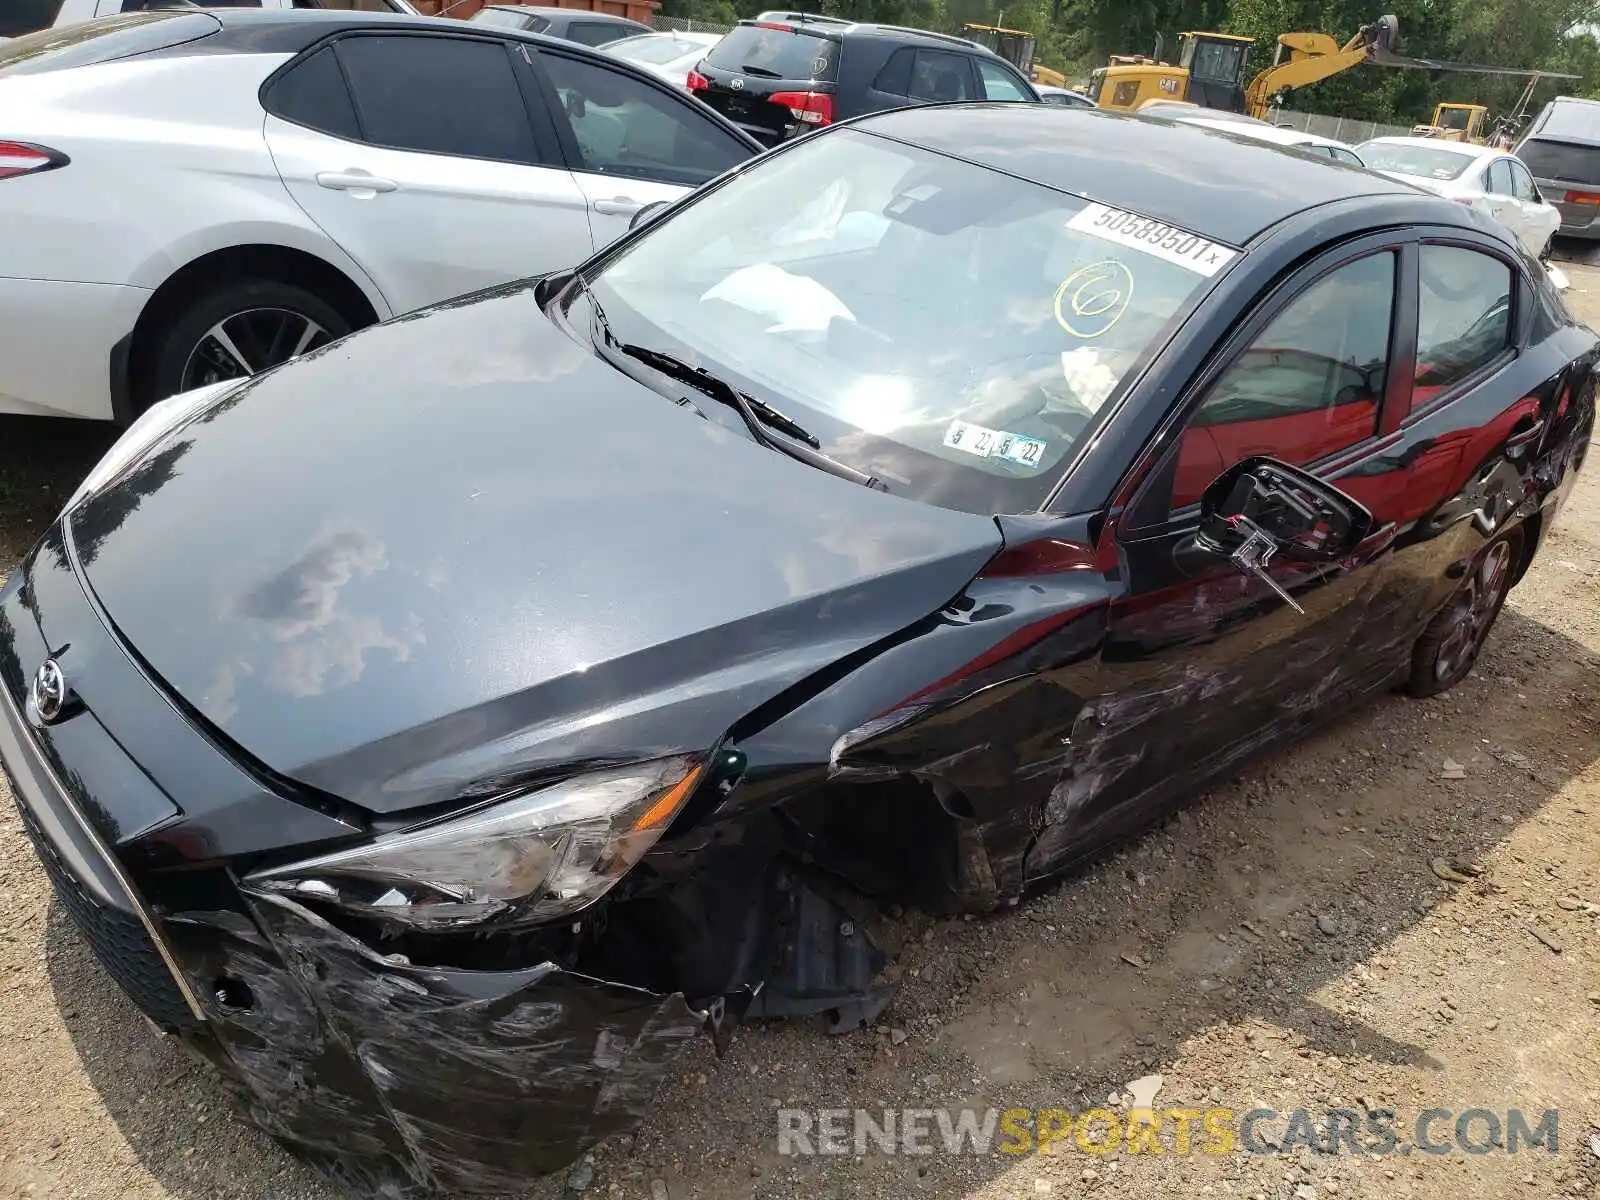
170;893;705;1198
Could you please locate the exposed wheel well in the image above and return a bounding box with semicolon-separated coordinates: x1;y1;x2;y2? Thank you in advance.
125;245;379;416
1511;508;1543;588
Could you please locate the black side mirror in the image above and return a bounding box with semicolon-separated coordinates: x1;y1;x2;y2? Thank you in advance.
1183;457;1374;612
1198;457;1373;564
628;199;671;231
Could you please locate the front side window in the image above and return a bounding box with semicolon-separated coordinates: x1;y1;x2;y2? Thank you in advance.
1168;252;1394;512
582;129;1229;515
1509;160;1540;202
336;35;540;163
1414;245;1513;405
542;53;750;186
976;58;1031;101
909;49;974;102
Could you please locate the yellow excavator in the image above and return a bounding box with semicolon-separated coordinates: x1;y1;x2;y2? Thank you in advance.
1089;15;1577;128
1088;16;1401;119
961;23;1067;88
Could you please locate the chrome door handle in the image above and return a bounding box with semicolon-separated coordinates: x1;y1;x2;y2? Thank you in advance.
316;171;398;194
592;197;643;216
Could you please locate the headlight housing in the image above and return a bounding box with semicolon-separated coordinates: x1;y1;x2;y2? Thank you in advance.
246;756;704;930
63;379;244;515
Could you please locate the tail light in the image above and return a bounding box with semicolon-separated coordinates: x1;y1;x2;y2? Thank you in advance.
685;68;709;93
0;141;67;181
769;90;833;126
1564;190;1600;205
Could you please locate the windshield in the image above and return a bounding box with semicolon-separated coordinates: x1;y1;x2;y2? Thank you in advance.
1438;107;1472;131
609;34;701;65
1358;141;1474;181
703;24;838;81
581;129;1231;516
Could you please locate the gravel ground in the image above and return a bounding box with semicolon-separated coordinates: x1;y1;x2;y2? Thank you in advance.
2;268;1599;1200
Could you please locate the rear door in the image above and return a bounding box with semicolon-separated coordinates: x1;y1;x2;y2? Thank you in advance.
261;30;594;316
531;48;757;246
694;22;839;145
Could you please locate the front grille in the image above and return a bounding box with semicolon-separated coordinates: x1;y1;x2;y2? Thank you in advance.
12;795;198;1031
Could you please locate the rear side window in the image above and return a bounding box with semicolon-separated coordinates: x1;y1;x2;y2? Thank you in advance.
1484;158;1514;195
266;46;360;140
336;34;539;163
703;24;838;81
908;49;974;102
567;20;637;46
1414;246;1512;401
1517;139;1600;187
0;0;64;37
0;10;216;73
294;0;402;10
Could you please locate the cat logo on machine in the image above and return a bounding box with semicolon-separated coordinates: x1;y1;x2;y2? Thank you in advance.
1159;77;1180;93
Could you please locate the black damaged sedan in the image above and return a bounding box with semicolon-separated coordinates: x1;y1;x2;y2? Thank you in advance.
2;104;1594;1194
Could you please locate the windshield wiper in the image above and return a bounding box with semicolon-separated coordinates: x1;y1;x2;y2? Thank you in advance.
738;64;783;77
575;275;887;493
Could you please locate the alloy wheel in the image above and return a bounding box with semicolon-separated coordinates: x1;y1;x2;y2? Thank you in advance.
1433;540;1513;683
179;306;332;392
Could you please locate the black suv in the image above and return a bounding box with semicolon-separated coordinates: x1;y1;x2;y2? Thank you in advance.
687;11;1038;146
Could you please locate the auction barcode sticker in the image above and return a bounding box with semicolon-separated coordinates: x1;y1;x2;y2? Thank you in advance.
1066;202;1239;277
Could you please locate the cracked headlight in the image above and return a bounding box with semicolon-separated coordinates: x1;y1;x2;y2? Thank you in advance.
246;756;704;929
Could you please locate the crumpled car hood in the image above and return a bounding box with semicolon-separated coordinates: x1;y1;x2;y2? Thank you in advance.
67;283;1002;813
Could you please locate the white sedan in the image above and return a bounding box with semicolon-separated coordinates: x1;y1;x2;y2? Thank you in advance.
0;7;758;420
1357;136;1561;259
1;0;415;39
602;30;720;90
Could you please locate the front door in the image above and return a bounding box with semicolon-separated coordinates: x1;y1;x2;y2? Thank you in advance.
1027;241;1408;872
532;49;759;250
262;32;595;316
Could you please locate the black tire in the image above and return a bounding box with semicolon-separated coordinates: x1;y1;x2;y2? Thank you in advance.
1405;527;1523;698
147;278;352;406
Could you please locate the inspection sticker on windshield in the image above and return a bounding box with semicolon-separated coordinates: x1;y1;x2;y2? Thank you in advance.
1066;202;1238;277
944;420;1047;468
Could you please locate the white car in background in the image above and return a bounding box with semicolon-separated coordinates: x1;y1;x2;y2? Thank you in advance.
1357;136;1561;259
1172;114;1365;166
0;0;415;39
0;7;759;421
602;30;719;89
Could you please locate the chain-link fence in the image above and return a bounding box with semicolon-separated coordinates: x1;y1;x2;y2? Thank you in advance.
1272;110;1413;143
650;15;733;34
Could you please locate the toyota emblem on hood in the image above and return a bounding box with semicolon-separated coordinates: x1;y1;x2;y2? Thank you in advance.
29;659;67;725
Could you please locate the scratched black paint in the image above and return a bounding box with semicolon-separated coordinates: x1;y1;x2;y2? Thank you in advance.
1;108;1595;1195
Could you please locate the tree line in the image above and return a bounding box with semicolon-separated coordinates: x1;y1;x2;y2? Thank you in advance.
659;0;1600;128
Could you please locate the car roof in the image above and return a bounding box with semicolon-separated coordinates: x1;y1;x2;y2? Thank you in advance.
1361;136;1498;160
129;7;626;52
851;104;1424;246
